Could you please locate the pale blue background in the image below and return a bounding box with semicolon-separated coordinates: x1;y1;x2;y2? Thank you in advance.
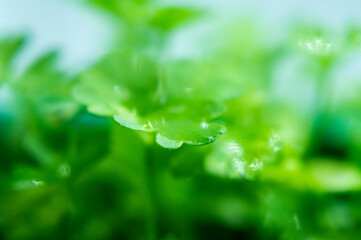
1;0;360;110
1;0;361;73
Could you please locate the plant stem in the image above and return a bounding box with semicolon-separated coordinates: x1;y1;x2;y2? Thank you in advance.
144;144;158;240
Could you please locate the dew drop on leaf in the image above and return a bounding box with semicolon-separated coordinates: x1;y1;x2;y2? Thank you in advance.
156;133;183;149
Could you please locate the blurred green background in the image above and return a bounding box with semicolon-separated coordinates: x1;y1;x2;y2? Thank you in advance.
1;0;361;239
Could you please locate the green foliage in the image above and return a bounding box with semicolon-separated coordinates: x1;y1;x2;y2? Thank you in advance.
72;50;231;148
149;8;198;31
0;37;25;81
1;1;361;240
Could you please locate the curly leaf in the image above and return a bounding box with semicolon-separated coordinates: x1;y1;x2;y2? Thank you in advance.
73;51;230;148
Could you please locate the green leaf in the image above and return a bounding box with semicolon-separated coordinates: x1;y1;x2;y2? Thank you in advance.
149;8;198;31
17;51;68;98
24;51;59;74
0;36;26;80
307;160;361;192
346;26;361;50
165;60;245;101
205;138;264;179
88;0;148;16
89;0;120;12
0;37;26;68
73;51;229;148
111;104;227;146
14;50;79;124
113;105;150;131
158;119;226;146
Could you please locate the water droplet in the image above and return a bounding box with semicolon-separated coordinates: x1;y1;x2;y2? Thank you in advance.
206;139;265;179
269;132;282;152
249;158;263;171
200;120;209;129
233;158;246;175
156;133;183;149
228;141;243;156
298;37;332;55
227;142;247;176
143;120;153;129
32;179;44;187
